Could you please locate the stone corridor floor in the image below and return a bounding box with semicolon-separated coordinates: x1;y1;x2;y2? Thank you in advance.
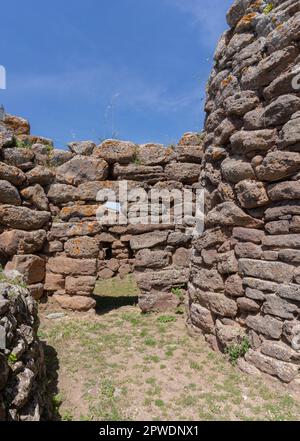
39;288;300;421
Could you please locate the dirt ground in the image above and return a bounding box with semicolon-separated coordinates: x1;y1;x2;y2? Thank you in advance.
39;277;300;421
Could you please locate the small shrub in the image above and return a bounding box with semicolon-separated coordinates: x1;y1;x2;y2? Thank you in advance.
133;156;141;165
0;267;27;289
171;287;184;302
157;315;177;324
62;410;73;421
8;353;18;365
175;306;185;315
132;148;141;165
226;337;250;366
144;337;156;347
263;3;273;14
52;393;63;412
196;131;205;142
15;138;33;149
45;143;54;154
154;399;165;408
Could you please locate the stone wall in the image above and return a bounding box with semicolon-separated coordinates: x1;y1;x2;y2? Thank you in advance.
1;115;203;313
0;270;49;420
188;0;300;383
1;0;300;384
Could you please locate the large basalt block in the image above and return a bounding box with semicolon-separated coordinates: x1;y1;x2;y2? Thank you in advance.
48;222;102;240
21;185;49;211
113;164;164;184
225;274;244;298
196;290;237;318
138;290;180;313
277;284;300;302
59;205;98;221
230;129;277;154
190;303;215;334
0;124;14;149
94;140;137;164
239;259;294;284
245;349;298;383
165;163;202;184
241;46;298;90
216;320;245;349
67;141;95;156
255;151;300;182
206;202;263;228
263;234;300;249
64;236;99;259
26;166;55;186
279;113;300;149
261;341;300;364
48;149;74;167
0;180;21;205
130;231;168;251
246;315;283;340
194;228;227;252
232;227;265;244
65;276;96;296
235;180;269;208
56;156;109;186
193;268;224;292
268;181;300;201
0;162;26;186
4;114;30;135
53;294;96;312
44;273;65;291
265;11;300;53
47;183;78;205
5;255;45;285
226;0;252;28
175;145;203;164
0;230;46;256
0;205;50;231
136;268;189;292
46;257;97;276
134;249;170;270
263;295;298;320
224;90;259;116
221;157;255;183
2;148;34;171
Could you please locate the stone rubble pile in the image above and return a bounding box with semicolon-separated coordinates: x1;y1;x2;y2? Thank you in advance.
0;270;49;420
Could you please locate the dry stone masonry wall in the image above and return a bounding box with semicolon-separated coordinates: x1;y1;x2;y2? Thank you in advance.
1;0;300;387
188;0;300;383
0;114;203;313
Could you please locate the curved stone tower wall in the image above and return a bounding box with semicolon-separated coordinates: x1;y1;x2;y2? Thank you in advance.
188;0;300;383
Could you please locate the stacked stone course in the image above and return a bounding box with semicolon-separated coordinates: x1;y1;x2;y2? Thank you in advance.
1;115;203;313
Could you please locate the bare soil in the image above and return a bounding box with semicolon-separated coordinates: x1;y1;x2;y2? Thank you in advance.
39;277;300;421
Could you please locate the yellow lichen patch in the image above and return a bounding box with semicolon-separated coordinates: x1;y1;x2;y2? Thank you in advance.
249;0;263;11
236;12;258;31
221;75;234;89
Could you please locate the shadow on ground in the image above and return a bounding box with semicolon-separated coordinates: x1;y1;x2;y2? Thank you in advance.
94;294;139;314
42;342;61;421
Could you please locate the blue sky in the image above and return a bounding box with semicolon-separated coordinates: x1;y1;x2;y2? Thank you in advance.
1;0;231;148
